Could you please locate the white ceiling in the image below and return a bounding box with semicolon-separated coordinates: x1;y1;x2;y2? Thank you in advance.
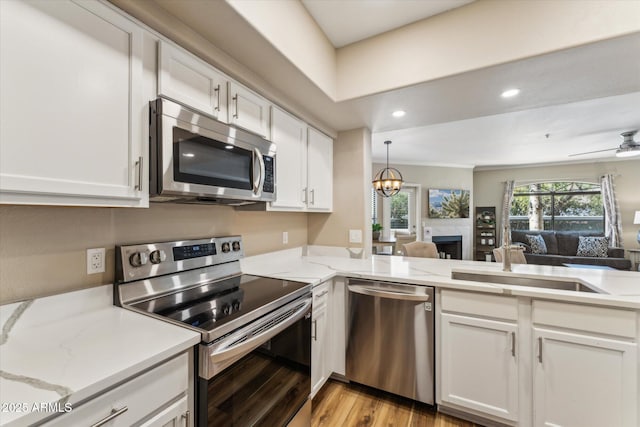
122;1;640;169
301;0;474;47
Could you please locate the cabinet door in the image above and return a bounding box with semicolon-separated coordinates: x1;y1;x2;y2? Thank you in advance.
228;81;270;138
158;41;227;122
42;353;189;426
139;395;189;427
311;282;330;398
440;313;518;421
0;0;146;207
269;107;307;211
533;328;637;427
329;279;346;376
306;128;333;212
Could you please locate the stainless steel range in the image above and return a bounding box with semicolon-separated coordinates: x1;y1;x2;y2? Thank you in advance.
114;236;312;426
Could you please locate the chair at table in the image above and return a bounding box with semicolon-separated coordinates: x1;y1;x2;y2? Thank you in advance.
402;241;439;258
394;233;417;255
493;246;527;264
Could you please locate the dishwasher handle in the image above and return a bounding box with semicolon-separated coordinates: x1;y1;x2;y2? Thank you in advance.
348;284;431;302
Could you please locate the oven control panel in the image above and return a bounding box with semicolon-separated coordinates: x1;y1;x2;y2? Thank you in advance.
116;236;244;283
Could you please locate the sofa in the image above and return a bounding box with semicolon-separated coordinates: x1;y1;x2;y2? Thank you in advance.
511;230;632;270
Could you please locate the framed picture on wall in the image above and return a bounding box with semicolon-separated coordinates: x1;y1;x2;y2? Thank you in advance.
428;189;470;218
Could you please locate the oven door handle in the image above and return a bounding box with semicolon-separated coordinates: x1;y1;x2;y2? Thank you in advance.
252;148;265;197
210;296;311;365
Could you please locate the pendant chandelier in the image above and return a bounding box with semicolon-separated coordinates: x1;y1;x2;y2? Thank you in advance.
373;140;403;197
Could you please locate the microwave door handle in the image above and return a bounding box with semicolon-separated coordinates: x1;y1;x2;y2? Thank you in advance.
253;148;265;196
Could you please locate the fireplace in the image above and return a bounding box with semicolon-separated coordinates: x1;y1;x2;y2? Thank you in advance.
432;235;462;260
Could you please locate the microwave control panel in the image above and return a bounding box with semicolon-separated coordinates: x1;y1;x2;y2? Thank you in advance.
263;156;275;193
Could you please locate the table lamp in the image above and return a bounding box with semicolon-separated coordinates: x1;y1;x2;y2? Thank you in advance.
635;211;640;245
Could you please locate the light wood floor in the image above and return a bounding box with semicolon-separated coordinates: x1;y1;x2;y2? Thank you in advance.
312;380;482;427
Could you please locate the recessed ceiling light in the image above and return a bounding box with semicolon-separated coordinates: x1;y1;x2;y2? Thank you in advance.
392;110;406;118
182;153;195;158
501;89;520;98
225;145;234;150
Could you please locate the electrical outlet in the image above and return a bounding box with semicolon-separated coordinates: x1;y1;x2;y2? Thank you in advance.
87;248;105;274
349;229;363;243
282;231;289;244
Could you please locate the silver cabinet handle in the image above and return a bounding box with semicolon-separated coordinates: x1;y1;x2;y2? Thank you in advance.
302;187;308;204
232;94;239;119
315;290;329;298
312;319;317;341
214;84;221;112
310;188;315;205
135;156;143;191
538;337;543;363
348;284;431;302
90;406;128;427
182;410;190;427
511;332;516;357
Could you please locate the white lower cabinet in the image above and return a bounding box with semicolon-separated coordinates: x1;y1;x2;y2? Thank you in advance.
0;0;148;207
311;281;331;398
440;313;519;421
532;300;638;427
329;278;346;376
439;291;639;427
439;290;519;423
43;352;191;427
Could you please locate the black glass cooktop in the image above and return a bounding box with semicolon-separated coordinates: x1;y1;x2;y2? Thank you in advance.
132;274;309;339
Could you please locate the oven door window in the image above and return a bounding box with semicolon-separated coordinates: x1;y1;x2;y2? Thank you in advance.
173;127;253;190
199;316;311;426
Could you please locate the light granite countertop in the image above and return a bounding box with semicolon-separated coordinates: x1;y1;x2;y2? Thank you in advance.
2;247;638;425
241;247;640;309
0;286;200;427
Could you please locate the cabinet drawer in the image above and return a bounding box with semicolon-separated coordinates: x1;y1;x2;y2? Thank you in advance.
313;281;330;308
441;290;518;321
44;353;189;426
533;300;636;338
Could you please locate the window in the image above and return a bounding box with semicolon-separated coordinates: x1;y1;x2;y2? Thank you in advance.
390;191;409;230
509;182;604;232
374;184;420;236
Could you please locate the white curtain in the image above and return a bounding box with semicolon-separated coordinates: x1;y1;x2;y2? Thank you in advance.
500;180;515;245
601;174;623;247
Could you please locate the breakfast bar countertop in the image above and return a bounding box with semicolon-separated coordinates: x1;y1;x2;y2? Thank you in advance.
240;247;640;310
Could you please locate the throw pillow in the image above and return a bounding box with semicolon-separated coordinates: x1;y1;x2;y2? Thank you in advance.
576;236;609;257
526;234;548;254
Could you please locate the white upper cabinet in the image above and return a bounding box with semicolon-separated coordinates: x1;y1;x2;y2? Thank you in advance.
268;113;334;212
270;107;307;210
228;81;271;138
307;127;333;212
0;0;147;207
157;40;228;122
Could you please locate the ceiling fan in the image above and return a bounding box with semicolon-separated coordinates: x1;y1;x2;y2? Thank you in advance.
569;130;640;158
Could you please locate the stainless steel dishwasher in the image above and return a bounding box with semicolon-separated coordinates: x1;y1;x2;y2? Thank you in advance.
346;278;435;405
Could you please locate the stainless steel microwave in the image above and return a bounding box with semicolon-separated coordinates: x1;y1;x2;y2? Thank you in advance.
149;97;276;205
